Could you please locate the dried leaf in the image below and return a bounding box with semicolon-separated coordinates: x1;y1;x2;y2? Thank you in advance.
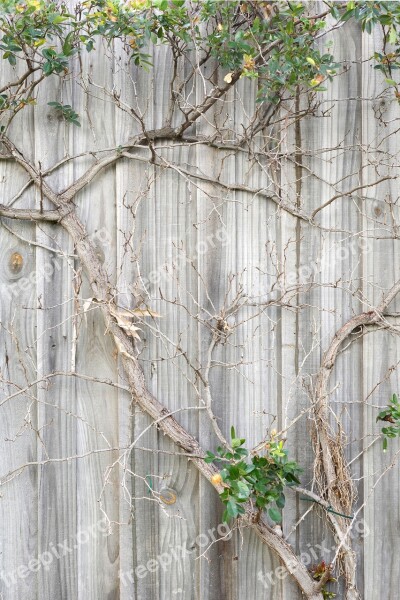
114;337;132;358
122;323;142;340
110;306;142;340
112;308;134;319
82;297;94;326
82;297;93;313
110;305;160;341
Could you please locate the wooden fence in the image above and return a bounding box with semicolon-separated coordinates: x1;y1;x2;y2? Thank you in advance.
0;11;399;600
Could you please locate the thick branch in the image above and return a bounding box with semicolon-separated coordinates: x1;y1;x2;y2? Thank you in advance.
313;280;400;600
5;137;323;600
0;203;59;222
61;200;323;600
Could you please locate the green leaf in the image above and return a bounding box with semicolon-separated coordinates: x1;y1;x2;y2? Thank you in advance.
42;48;56;60
153;0;168;9
228;465;240;480
220;468;229;481
256;496;267;508
204;451;216;463
268;508;282;523
341;9;355;22
230;426;236;440
62;31;74;56
234;448;248;458
236;481;250;499
53;15;68;24
383;437;388;451
254;481;267;494
276;493;285;509
231;437;242;448
43;62;53;76
330;5;340;19
226;498;239;518
377;410;388;421
285;472;301;484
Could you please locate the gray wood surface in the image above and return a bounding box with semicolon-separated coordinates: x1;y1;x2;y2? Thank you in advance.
0;16;399;600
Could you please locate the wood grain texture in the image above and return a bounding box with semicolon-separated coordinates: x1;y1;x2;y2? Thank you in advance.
362;29;400;600
0;15;399;600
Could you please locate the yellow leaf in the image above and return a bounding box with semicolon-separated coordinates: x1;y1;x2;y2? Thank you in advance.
224;72;233;84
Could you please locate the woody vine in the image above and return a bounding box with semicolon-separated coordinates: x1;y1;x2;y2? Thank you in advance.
1;2;400;600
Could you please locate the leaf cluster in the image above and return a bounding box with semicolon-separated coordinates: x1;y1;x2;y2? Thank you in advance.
377;393;400;450
338;2;400;99
47;101;80;126
310;561;337;599
1;2;400;125
205;426;302;524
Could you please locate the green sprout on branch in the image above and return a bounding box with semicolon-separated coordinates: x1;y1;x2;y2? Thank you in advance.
377;393;400;451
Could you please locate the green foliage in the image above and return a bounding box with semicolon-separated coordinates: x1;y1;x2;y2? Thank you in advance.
310;561;337;599
205;426;302;524
377;393;400;450
47;101;80;126
193;1;339;102
1;2;400;121
0;0;355;110
339;1;400;99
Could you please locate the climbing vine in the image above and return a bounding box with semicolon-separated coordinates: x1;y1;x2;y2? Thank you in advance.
1;3;400;600
1;1;400;128
206;427;302;524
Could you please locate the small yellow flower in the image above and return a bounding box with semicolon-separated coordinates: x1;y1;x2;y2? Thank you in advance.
211;473;222;486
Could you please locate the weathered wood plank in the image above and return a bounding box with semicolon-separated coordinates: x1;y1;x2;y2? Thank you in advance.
0;194;38;599
362;28;400;600
0;16;400;600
